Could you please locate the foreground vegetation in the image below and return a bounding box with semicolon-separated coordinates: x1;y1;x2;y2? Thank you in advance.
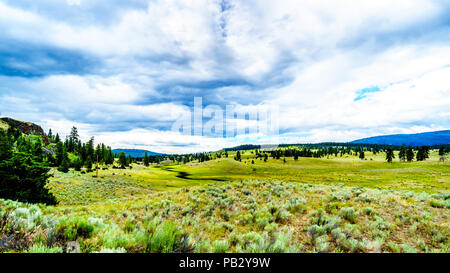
1;179;448;253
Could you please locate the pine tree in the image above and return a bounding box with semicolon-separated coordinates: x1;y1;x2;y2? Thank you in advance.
87;137;95;160
406;146;414;162
143;152;149;167
48;129;53;142
416;146;430;161
0;131;12;162
235;151;241;161
85;157;93;172
74;158;82;171
59;157;70;173
119;152;127;169
386;147;395;163
439;146;445;156
0;130;57;205
55;141;65;166
398;144;407;162
359;151;365;160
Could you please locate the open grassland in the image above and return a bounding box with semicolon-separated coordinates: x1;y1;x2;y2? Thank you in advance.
1;153;449;253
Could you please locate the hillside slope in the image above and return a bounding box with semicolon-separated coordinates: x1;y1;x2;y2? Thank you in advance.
0;117;49;144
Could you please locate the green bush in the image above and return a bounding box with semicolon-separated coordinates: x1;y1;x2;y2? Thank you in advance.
57;217;94;241
429;199;445;208
150;221;191;253
340;207;359;223
212;240;229;253
26;243;63;253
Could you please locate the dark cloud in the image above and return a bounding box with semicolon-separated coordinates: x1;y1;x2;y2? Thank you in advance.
0;39;100;77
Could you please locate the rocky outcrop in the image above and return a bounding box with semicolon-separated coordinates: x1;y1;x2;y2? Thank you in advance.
0;117;49;145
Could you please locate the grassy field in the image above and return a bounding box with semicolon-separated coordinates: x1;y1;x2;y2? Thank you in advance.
0;152;448;253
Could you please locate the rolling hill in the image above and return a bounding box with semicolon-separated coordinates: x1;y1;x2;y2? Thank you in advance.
350;130;450;146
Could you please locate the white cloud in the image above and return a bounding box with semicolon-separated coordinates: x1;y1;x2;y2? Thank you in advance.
0;0;449;153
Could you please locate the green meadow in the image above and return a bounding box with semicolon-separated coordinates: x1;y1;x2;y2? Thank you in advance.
1;150;449;253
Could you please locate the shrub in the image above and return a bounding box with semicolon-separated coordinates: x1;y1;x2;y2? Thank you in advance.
26;243;63;253
400;244;417;253
325;202;341;214
195;239;212;253
340;207;359;223
308;225;326;241
268;230;295;253
57;217;94;241
310;208;328;226
94;247;127;253
212;240;229;253
9;206;44;232
363;207;375;216
315;235;329;252
150;221;191;253
285;197;306;213
429;199;445;208
124;217;136;233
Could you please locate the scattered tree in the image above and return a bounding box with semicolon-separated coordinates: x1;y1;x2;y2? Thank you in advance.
386;147;395;163
143;152;149;167
406;146;415;162
119;152;127;169
398;144;407;162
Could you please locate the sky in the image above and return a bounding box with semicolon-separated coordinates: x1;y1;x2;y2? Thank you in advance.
0;0;449;154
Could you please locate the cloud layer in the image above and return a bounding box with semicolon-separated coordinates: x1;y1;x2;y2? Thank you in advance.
0;0;449;153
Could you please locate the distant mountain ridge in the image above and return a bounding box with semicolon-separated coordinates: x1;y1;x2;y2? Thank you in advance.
350;130;450;146
112;149;164;158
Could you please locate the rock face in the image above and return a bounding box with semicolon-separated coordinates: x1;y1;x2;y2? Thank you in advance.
0;117;49;145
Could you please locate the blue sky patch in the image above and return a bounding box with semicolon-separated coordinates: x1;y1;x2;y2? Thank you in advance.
354;86;381;101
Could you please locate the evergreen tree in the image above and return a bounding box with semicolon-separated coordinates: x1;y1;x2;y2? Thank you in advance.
68;126;79;152
398;144;407;162
386;147;395;163
119;152;127;169
87;137;95;160
439;146;445;156
0;131;12;162
0;131;57;205
59;157;70;173
73;158;82;171
55;141;65;166
85;157;93;172
54;133;60;143
235;151;241;161
48;129;53;142
406;146;415;162
359;151;365;160
143;152;149;167
416;146;430;161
